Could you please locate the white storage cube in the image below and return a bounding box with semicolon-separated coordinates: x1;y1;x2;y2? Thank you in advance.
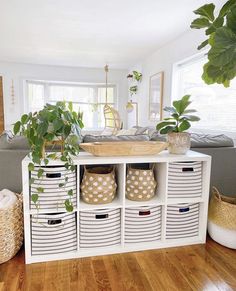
30;166;77;210
168;162;202;199
166;203;199;240
125;206;162;244
80;208;121;248
31;212;77;256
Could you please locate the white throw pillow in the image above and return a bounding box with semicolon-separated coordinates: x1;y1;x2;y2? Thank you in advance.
116;128;137;136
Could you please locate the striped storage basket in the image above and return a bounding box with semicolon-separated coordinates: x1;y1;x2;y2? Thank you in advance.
168;162;202;199
125;206;162;244
30;166;77;210
31;212;77;256
80;208;121;248
166;203;199;240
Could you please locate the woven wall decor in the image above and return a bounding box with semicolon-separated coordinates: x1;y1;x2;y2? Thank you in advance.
0;194;23;264
126;164;157;201
81;166;117;204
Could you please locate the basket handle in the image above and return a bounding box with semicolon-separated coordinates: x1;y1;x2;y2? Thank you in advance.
212;186;222;201
150;163;155;171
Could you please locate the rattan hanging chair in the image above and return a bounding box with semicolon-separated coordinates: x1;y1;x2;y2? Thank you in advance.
103;65;122;134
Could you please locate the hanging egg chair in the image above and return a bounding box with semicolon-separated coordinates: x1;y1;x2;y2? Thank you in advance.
103;65;122;135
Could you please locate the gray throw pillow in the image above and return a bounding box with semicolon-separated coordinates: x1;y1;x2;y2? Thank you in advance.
83;134;150;143
190;133;234;148
0;131;30;150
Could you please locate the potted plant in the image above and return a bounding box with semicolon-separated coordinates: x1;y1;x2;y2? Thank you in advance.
156;95;200;154
13;101;84;211
129;85;138;96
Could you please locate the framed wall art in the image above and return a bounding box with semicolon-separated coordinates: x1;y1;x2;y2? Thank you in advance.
149;71;164;121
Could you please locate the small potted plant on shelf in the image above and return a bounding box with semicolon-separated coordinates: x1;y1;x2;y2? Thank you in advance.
156;95;200;154
13;101;84;211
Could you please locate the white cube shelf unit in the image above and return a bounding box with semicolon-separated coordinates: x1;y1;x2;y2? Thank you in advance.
22;150;211;264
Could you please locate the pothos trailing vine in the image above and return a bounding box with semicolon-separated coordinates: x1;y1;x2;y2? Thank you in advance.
13;101;84;212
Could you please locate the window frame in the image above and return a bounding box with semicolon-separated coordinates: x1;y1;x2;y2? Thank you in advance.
24;80;117;130
171;52;236;141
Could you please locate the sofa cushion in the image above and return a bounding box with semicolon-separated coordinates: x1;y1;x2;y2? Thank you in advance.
190;133;234;148
0;131;30;150
83;134;150;143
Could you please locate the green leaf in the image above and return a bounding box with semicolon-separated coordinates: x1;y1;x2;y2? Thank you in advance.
38;121;48;136
44;158;49;166
59;183;65;188
13;121;21;135
68;189;73;196
47;153;57;159
37;168;44;178
65;199;73;212
78;119;84;129
45;133;55;141
183;109;197;114
191;18;211;29
178;120;191;132
29;178;35;185
156;121;176;131
163;107;176;114
160;126;176;134
219;0;236;17
53;119;64;131
68;101;73;112
182;115;201;122
173;95;191;115
193;4;215;21
227;4;236;33
197;39;208;50
21;114;28;124
37;187;44;193
63;124;71;139
28;162;35;172
31;194;39;204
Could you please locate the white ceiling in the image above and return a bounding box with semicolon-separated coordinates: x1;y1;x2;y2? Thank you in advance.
0;0;224;69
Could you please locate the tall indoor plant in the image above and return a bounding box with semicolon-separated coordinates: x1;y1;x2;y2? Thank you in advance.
191;0;236;87
156;95;200;154
13;101;84;211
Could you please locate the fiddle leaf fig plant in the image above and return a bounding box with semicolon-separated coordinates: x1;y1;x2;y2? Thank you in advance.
13;101;84;212
191;0;236;87
156;95;200;134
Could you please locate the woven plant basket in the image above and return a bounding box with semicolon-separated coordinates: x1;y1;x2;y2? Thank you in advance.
81;166;117;204
208;187;236;230
0;193;24;264
126;164;157;201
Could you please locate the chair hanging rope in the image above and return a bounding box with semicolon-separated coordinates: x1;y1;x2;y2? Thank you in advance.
103;65;122;134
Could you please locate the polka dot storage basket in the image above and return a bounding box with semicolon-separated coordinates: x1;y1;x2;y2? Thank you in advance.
81;166;117;204
126;164;157;201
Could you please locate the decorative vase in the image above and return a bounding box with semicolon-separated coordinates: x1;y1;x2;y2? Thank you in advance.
167;132;190;154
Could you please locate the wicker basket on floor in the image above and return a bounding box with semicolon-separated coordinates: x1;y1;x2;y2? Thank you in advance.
81;166;117;204
0;194;24;264
126;164;157;201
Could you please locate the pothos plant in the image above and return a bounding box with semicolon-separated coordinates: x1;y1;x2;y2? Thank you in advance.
13;101;84;212
191;0;236;87
156;95;200;134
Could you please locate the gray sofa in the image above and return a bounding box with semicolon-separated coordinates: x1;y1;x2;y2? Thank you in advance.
0;130;235;196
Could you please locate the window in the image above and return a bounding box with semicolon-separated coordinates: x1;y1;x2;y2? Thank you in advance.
173;54;236;133
26;81;116;129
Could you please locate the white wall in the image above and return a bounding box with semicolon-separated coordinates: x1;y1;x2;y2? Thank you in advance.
128;29;205;128
0;62;128;130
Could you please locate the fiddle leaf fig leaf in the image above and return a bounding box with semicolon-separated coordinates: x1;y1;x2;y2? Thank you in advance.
178;120;191;132
191;18;211;29
193;3;215;21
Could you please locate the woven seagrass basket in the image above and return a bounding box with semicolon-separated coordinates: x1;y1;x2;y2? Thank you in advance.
126;164;157;201
0;193;24;264
81;166;117;204
208;187;236;230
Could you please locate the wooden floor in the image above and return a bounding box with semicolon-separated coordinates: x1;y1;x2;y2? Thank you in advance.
0;237;235;291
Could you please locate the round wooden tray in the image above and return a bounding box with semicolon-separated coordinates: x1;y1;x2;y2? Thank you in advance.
80;141;168;156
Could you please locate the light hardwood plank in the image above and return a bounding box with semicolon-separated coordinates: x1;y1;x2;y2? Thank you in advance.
0;238;236;291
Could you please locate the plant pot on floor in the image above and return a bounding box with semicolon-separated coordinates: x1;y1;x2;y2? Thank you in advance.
167;132;190;154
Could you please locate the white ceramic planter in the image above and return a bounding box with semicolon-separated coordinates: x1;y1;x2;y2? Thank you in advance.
167;132;191;154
